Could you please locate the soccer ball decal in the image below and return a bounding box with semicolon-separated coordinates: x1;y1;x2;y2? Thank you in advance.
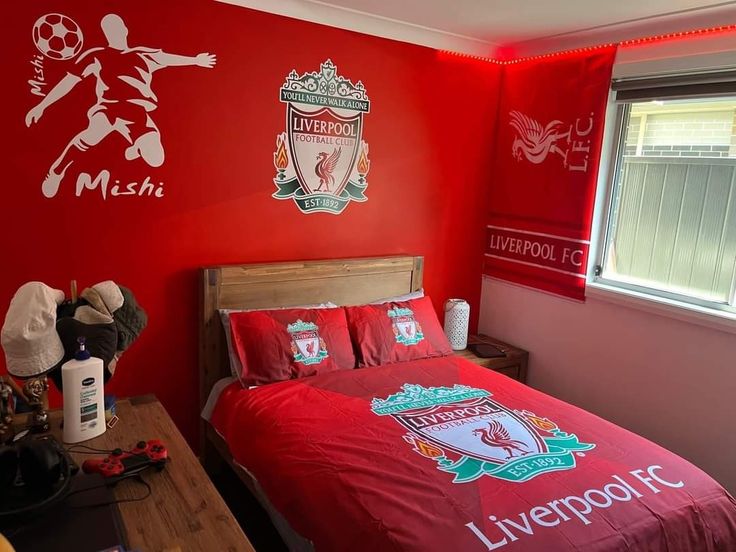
32;14;84;61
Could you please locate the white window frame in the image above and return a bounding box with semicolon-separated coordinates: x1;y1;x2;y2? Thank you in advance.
587;88;736;334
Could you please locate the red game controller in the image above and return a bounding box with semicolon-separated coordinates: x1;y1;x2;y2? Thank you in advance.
82;439;168;479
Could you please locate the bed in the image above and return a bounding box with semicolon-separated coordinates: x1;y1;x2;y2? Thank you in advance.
198;256;736;551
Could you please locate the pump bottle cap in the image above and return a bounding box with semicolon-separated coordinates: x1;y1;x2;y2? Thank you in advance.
75;336;91;361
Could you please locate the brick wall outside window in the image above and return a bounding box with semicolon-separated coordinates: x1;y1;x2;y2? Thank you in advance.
637;110;735;158
623;116;640;156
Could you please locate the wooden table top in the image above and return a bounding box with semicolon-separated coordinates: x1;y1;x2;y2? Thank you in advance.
453;334;529;383
454;334;527;360
16;395;254;552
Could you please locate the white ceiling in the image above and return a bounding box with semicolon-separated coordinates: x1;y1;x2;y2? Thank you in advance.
310;0;734;44
220;0;736;56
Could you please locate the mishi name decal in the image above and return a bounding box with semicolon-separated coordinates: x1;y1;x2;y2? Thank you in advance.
273;59;370;215
372;383;594;483
25;12;216;200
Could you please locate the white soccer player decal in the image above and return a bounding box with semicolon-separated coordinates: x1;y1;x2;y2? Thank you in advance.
25;13;216;198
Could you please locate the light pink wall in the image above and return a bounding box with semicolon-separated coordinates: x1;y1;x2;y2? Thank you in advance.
479;278;736;493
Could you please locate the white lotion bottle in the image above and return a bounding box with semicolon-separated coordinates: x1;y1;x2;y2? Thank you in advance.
62;337;106;443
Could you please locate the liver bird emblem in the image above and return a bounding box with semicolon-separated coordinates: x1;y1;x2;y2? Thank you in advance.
305;341;316;357
315;147;342;192
472;421;529;459
509;110;571;165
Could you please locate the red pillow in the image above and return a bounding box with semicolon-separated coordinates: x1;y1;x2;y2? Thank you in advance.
345;296;452;367
229;308;355;386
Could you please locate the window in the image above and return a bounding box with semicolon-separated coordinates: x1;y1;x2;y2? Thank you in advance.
596;73;736;315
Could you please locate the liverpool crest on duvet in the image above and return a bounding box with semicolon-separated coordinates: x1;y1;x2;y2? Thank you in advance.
273;59;370;215
372;384;595;483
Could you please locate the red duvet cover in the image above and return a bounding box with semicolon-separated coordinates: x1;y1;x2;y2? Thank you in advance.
211;357;736;551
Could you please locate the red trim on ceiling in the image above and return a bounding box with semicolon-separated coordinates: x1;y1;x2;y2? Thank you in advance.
440;23;736;64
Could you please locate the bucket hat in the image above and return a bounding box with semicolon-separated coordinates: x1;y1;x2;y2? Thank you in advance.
1;282;65;378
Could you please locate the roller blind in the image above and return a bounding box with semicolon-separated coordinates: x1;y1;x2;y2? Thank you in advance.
613;69;736;102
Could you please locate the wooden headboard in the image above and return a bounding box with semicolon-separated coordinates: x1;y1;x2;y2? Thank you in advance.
198;255;423;424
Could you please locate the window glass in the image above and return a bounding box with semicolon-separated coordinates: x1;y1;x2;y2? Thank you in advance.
602;97;736;307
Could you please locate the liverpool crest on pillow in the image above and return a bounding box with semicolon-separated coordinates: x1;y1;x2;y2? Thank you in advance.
388;307;424;346
288;320;328;365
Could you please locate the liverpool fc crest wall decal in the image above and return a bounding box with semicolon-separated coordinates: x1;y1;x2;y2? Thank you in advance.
25;12;216;200
273;59;370;215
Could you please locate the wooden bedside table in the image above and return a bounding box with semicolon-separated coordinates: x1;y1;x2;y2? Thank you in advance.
14;395;254;552
455;334;529;383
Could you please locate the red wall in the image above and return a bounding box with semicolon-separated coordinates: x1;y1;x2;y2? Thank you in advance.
1;1;500;445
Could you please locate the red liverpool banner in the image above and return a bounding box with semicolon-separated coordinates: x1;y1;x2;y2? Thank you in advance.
485;48;617;300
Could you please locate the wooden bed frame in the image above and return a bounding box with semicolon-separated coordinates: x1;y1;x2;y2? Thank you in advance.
198;255;423;473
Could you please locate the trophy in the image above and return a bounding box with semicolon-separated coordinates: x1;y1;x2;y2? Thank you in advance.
23;376;50;434
0;377;14;444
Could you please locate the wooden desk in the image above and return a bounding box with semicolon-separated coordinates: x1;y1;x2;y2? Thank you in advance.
454;334;529;383
17;395;254;552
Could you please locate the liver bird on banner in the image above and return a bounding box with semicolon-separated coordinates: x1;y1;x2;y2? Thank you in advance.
473;420;529;459
509;110;571;165
315;147;342;192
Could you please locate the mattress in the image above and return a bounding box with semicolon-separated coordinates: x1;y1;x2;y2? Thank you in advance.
208;356;736;551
